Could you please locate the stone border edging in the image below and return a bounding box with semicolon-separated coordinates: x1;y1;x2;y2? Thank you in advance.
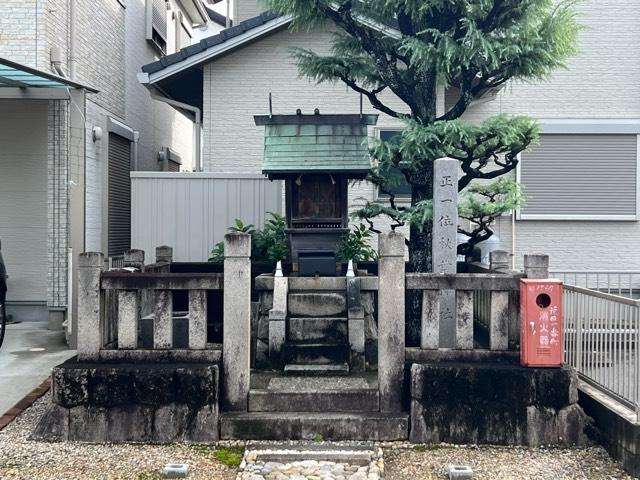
0;378;51;431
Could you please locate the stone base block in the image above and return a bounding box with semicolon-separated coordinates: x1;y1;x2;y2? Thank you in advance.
409;363;585;446
34;358;219;443
220;411;408;441
579;383;640;477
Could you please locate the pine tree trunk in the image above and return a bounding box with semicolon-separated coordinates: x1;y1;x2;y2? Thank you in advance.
406;176;434;345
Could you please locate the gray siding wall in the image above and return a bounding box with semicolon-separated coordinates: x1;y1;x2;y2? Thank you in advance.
0;100;48;303
131;173;283;262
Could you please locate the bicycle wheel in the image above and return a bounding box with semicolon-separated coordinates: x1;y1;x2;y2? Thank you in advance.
0;301;5;349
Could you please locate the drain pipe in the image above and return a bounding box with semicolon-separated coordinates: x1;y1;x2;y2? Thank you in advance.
69;0;77;80
150;92;202;171
50;46;67;77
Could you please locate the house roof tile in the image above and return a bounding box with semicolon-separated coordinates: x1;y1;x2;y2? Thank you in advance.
141;11;282;74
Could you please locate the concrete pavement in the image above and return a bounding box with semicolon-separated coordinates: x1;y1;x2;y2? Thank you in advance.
0;321;74;414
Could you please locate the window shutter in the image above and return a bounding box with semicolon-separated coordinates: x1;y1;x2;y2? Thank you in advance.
108;133;132;257
520;134;638;219
146;0;167;54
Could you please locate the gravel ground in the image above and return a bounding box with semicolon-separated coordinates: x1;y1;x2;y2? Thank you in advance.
1;396;636;480
0;394;238;480
384;444;636;480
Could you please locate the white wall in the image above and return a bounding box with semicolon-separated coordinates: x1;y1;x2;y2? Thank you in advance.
202;0;640;270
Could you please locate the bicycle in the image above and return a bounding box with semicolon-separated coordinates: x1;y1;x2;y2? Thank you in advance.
0;292;5;349
0;241;6;349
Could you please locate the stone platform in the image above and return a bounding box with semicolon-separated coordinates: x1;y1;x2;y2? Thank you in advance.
410;362;586;446
33;358;219;443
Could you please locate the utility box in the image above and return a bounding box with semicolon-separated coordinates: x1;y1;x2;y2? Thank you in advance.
520;278;563;367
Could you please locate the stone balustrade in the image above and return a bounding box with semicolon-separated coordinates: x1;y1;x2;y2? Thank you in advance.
408;272;521;351
76;237;251;370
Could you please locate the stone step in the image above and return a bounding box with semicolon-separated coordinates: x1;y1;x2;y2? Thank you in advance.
287;292;347;317
245;443;376;465
284;363;350;375
220;412;409;441
285;343;349;365
248;389;379;412
287;317;348;343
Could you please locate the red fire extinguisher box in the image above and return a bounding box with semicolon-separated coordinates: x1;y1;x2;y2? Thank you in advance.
520;278;563;368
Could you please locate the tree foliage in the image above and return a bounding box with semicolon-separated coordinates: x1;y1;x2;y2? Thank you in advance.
263;0;579;264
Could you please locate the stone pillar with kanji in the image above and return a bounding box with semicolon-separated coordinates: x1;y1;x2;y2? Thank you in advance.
432;158;458;348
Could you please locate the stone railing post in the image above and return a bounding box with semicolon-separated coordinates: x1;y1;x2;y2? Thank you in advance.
268;276;288;368
156;245;173;264
490;250;510;271
524;254;549;279
378;231;405;413
347;276;365;373
223;233;252;411
124;249;145;270
77;252;104;361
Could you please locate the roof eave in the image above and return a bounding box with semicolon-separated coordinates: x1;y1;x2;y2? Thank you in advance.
143;14;294;86
0;57;99;93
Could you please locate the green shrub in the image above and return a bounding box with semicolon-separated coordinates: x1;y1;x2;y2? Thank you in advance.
208;213;290;265
336;224;377;262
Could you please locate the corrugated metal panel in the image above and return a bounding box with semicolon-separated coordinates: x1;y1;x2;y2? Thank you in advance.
520;134;637;216
131;173;283;262
108;133;132;257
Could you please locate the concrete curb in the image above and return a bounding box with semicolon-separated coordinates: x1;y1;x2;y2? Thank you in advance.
0;378;50;431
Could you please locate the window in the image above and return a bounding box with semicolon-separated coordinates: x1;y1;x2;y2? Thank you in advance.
518;127;639;220
377;130;411;198
146;0;168;54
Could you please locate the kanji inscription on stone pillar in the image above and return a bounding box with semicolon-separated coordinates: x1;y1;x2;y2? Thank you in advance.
432;157;458;348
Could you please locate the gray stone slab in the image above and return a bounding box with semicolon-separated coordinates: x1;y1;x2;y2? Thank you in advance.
268;376;369;391
283;363;350;375
288;292;347;317
220;411;409;441
250;450;373;465
248;389;379;413
287;317;348;343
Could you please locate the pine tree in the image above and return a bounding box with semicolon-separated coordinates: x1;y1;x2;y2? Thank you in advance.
264;0;579;342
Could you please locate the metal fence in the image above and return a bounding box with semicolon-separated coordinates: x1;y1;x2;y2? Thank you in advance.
130;172;283;262
563;284;640;420
106;255;125;270
552;271;640;299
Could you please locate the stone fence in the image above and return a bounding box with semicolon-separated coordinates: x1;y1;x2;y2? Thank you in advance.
76;234;250;371
74;231;550;414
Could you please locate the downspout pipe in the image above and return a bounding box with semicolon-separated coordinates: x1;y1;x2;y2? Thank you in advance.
69;0;77;80
150;92;202;172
